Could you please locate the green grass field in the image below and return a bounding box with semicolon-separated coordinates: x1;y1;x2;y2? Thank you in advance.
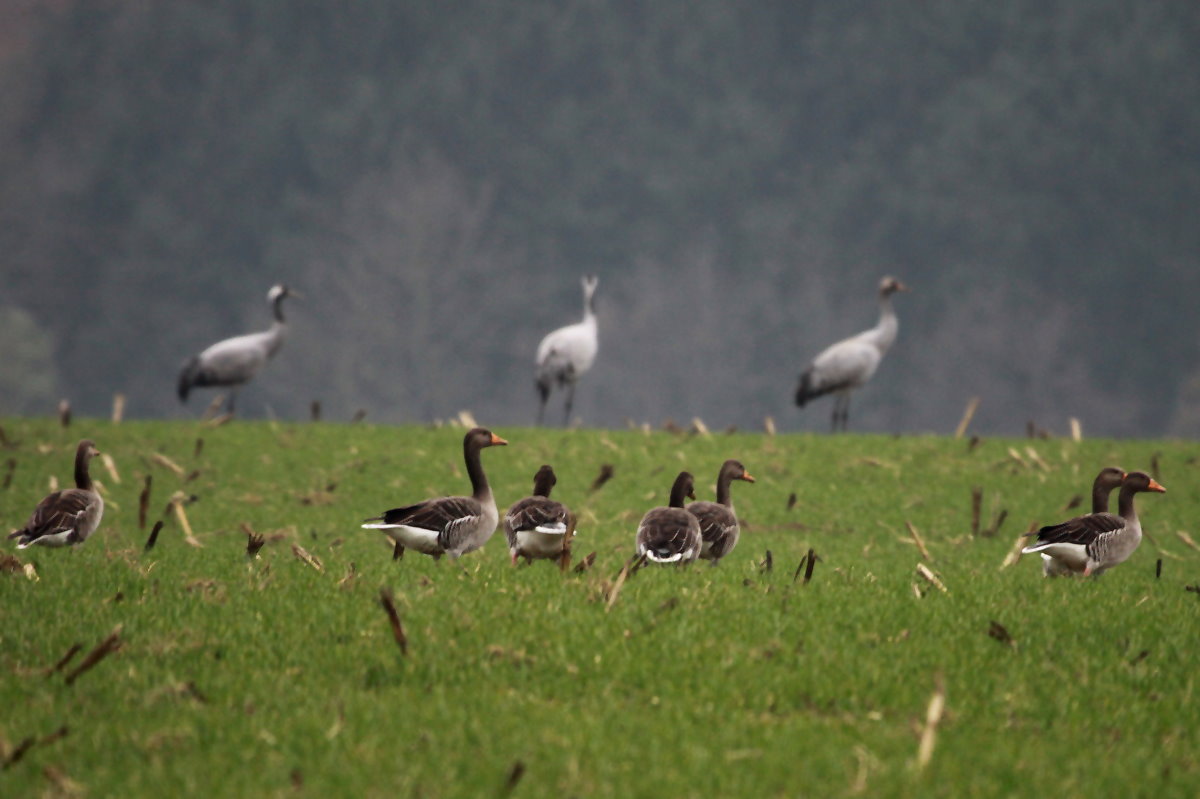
2;418;1198;797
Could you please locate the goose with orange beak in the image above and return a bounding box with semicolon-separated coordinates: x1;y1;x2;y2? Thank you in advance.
1023;471;1165;577
687;459;755;564
363;428;508;560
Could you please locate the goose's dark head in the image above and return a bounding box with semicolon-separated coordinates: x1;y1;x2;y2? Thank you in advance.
1094;466;1126;493
532;464;557;497
669;471;696;506
465;427;508;451
1123;471;1166;494
721;459;755;484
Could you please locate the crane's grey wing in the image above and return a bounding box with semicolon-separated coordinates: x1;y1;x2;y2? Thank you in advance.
193;332;272;385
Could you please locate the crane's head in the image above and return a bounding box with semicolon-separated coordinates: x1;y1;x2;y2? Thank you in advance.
267;284;295;302
879;276;909;296
582;275;599;297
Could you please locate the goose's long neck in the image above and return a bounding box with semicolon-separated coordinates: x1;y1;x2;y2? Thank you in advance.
668;475;691;508
74;448;93;491
715;470;735;507
870;292;898;353
1116;486;1141;527
532;473;555;498
465;442;491;501
1091;482;1115;514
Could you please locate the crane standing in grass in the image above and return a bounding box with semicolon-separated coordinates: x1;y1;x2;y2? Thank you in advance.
177;284;296;415
535;275;599;426
794;276;909;432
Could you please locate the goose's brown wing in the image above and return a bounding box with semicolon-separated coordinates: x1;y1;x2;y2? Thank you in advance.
1029;512;1125;547
11;489;95;542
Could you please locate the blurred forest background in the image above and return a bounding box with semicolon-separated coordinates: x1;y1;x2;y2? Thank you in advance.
1;0;1198;436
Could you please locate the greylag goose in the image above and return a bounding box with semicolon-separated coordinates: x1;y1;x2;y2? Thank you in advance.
504;465;574;565
362;427;508;560
178;284;296;413
795;276;908;431
9;440;104;548
1023;471;1164;577
687;459;755;564
636;471;701;564
1039;466;1125;577
536;275;599;425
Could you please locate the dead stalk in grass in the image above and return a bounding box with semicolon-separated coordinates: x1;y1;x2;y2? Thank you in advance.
915;673;946;770
64;626;123;686
905;521;932;562
379;587;408;655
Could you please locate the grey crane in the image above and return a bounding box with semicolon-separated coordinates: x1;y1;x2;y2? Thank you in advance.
177;284;296;414
535;275;599;426
794;276;908;431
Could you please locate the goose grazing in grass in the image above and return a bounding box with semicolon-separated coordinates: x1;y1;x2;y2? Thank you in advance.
504;465;574;565
362;427;507;560
1023;471;1164;577
536;275;599;426
795;276;908;431
687;459;755;564
1039;466;1125;577
636;471;701;565
8;440;104;548
178;284;296;414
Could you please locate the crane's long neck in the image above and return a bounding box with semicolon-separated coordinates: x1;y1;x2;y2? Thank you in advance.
582;287;596;325
465;441;491;501
265;295;288;357
74;448;93;491
272;294;288;324
869;292;898;353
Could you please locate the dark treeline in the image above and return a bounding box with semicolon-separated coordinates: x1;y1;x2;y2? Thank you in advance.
1;1;1198;435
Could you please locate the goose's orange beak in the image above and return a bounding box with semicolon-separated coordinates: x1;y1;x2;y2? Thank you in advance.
740;472;756;483
490;433;508;446
1148;478;1166;493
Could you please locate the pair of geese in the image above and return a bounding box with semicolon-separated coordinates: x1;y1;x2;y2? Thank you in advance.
10;438;1164;582
1022;466;1166;577
360;427;755;565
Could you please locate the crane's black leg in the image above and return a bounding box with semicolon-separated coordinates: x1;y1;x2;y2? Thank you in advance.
563;382;576;427
536;381;549;426
226;391;238;416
